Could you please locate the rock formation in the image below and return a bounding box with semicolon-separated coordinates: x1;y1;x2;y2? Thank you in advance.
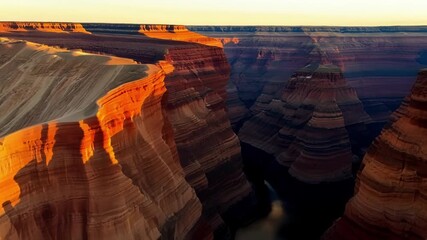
0;22;89;33
0;38;201;240
162;44;252;235
323;69;427;240
217;37;240;45
239;64;370;183
139;25;222;48
0;23;253;239
189;26;427;130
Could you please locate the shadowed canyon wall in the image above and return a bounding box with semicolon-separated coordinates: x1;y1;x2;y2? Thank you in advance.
323;69;427;240
0;22;89;33
189;26;427;132
239;64;370;184
189;26;427;239
0;23;254;239
0;39;200;239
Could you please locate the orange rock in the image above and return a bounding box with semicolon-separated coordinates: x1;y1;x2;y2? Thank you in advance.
0;24;253;238
217;37;240;45
0;22;89;33
0;39;202;240
323;69;427;240
139;24;223;48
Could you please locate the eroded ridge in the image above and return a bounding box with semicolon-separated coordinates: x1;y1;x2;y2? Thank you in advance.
323;69;427;240
239;64;370;183
0;39;202;240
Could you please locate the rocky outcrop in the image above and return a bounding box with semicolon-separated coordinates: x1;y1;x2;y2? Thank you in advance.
239;64;370;183
217;37;240;45
0;39;202;240
0;24;253;238
139;24;223;48
0;22;89;33
323;69;427;240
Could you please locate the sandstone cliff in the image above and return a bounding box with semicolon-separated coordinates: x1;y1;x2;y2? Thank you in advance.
0;39;201;240
139;25;222;48
0;22;89;33
0;23;253;239
323;69;427;240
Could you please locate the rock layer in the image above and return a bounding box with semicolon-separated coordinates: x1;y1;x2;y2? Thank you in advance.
0;24;253;238
239;64;370;183
139;25;222;48
189;26;427;129
163;45;252;234
323;69;427;240
0;22;89;33
0;39;202;239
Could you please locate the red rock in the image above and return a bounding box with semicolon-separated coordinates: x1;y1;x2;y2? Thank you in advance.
139;25;223;48
323;69;427;240
0;24;252;238
216;37;240;45
189;26;427;127
0;39;201;239
239;64;370;183
0;22;89;33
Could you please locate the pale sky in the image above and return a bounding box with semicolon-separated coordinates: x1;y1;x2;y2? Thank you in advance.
1;0;427;26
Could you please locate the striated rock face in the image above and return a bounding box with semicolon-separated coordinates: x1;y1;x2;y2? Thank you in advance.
0;39;202;239
189;26;427;131
139;24;223;48
239;64;370;183
0;22;89;33
0;23;253;238
323;69;427;240
162;45;252;234
226;81;251;131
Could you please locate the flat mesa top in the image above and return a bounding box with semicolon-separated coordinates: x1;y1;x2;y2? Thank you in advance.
0;22;222;64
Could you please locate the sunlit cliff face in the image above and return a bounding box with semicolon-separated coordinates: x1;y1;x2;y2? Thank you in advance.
0;39;205;239
217;37;240;45
0;24;252;239
0;39;174;209
139;24;223;48
0;22;90;33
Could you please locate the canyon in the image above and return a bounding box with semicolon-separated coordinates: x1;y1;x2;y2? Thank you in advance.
0;22;426;240
0;23;253;239
189;26;427;133
323;69;427;240
189;26;427;239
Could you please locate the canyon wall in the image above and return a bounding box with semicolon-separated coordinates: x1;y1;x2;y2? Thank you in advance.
239;64;370;183
189;26;427;131
323;69;427;240
0;22;89;33
0;23;253;239
234;64;369;239
0;39;201;240
187;26;427;238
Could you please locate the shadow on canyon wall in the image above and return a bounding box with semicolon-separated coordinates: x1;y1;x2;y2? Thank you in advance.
238;142;355;240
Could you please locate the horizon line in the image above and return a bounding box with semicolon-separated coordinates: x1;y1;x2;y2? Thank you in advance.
1;20;427;28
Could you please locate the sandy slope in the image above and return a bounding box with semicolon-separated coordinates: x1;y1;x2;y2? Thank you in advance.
0;38;156;137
